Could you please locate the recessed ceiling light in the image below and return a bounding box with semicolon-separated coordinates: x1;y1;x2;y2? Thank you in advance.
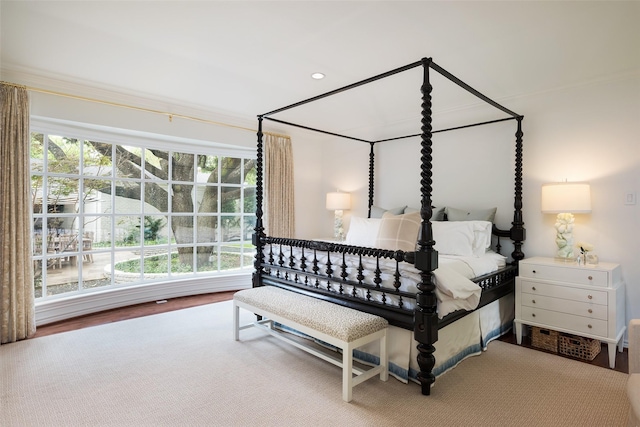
311;72;325;80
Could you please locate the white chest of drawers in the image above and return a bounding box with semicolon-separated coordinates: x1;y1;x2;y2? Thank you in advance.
515;256;626;368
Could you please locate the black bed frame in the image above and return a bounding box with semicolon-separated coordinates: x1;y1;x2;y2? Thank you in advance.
252;57;525;395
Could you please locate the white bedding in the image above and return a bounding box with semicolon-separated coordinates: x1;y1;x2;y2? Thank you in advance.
262;244;506;318
436;253;507;317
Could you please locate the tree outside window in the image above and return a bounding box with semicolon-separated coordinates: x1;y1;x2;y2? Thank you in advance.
30;132;256;299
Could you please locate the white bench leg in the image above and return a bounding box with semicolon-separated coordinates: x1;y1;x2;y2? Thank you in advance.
380;332;388;381
343;345;353;403
233;301;240;341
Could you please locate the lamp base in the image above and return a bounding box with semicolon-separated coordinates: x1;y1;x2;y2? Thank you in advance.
333;209;345;241
553;212;575;260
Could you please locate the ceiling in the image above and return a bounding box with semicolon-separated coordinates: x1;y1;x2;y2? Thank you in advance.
1;1;639;140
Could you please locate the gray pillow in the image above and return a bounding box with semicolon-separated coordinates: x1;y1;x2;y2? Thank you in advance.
445;206;497;223
369;205;406;219
404;206;445;221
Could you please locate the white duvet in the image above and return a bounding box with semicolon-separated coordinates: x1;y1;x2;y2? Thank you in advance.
434;252;506;317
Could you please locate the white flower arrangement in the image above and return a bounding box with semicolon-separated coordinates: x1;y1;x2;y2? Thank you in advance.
576;242;594;254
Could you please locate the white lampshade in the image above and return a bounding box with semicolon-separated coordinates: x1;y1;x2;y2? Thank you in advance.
326;192;351;211
541;182;591;214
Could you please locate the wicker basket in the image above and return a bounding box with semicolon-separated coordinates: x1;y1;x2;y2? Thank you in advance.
531;327;559;353
559;334;601;361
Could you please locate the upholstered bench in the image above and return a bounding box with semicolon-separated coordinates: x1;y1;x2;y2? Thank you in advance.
233;285;388;402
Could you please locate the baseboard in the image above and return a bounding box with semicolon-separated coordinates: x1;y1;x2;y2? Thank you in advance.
35;273;252;326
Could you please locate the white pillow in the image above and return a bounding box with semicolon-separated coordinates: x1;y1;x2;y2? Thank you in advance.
470;220;493;256
344;217;382;247
431;220;492;257
431;221;474;256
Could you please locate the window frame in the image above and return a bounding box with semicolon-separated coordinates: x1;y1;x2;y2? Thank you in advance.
30;116;257;303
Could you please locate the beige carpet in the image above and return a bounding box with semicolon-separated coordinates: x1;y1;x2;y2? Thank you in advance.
1;300;630;426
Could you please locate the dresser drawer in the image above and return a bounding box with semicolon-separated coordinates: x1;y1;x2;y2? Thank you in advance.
520;293;608;320
519;306;608;337
519;263;609;287
518;279;607;305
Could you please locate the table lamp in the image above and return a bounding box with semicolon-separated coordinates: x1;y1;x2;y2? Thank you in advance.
326;192;351;241
541;182;591;260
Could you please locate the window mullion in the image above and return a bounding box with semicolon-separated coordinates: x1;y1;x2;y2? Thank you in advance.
31;126;254;302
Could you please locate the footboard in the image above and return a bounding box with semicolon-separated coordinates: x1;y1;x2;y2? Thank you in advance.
254;237;418;329
253;236;516;330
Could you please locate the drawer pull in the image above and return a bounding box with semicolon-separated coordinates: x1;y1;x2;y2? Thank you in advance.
532;270;536;274
532;300;536;304
588;295;593;300
588;309;593;314
588;275;593;280
532;313;536;317
531;286;536;291
588;324;593;329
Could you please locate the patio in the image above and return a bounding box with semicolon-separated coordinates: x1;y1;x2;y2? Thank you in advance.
37;250;135;297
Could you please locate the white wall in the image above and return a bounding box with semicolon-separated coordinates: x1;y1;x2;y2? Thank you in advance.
288;130;326;240
318;138;373;230
318;72;640;334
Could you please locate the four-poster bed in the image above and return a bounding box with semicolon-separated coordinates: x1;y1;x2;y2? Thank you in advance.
251;57;525;395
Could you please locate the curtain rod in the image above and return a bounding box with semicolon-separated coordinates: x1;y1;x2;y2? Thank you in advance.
0;81;290;139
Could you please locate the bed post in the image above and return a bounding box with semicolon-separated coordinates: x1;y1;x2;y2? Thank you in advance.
367;142;375;218
253;116;266;288
510;117;526;264
414;57;439;395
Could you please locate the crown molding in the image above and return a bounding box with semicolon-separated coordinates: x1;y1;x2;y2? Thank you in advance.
1;64;257;131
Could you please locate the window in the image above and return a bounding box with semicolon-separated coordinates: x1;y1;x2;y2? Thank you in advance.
30;125;256;300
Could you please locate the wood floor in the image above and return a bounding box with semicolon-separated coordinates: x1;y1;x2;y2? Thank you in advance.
497;329;628;374
33;291;628;374
32;291;237;338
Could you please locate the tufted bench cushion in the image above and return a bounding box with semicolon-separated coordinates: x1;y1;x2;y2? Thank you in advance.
233;285;388;402
233;285;388;342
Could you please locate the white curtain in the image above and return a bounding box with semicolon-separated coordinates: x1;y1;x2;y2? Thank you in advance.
0;82;36;344
265;134;295;238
